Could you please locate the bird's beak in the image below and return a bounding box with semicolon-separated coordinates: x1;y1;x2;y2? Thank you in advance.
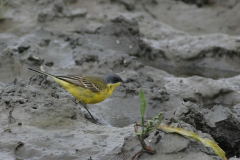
110;82;122;90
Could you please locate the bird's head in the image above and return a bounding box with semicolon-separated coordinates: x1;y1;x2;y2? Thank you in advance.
104;74;124;91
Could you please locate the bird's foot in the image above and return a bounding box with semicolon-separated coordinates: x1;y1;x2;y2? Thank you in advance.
77;101;100;124
84;114;99;124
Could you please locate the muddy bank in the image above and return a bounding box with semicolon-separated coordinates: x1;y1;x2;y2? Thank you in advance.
1;0;240;160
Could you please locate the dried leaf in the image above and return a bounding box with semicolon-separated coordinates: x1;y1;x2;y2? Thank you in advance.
160;125;227;160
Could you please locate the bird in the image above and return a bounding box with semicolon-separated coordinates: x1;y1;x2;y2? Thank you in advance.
28;68;124;121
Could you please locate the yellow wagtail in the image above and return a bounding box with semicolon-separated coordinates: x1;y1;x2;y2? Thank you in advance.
28;68;124;121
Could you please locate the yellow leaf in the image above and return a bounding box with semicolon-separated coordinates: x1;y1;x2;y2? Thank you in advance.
159;125;227;160
201;138;227;160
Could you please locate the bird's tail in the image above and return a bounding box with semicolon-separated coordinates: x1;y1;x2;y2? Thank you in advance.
28;68;55;78
28;68;72;91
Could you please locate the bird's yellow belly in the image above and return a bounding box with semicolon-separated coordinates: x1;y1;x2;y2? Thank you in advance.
71;86;110;104
61;83;110;104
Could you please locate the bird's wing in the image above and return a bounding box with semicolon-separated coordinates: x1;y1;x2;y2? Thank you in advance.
56;75;106;92
28;68;106;92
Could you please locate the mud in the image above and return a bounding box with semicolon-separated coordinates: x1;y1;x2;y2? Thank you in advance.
1;0;240;160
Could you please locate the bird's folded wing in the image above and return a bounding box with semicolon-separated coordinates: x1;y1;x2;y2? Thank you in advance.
56;75;102;92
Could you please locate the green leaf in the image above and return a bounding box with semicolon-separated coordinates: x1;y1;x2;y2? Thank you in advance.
139;88;146;117
0;0;7;20
137;112;163;135
139;88;147;138
148;113;163;134
146;112;163;134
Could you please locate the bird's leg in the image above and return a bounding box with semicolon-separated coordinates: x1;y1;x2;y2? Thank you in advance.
76;100;98;123
83;103;97;122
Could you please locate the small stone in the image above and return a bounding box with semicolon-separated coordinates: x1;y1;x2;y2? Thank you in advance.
38;11;48;22
39;39;51;47
64;0;78;3
75;59;83;66
70;8;87;17
18;43;30;53
45;62;54;67
28;55;44;65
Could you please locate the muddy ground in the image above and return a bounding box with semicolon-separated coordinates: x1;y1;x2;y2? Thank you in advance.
1;0;240;160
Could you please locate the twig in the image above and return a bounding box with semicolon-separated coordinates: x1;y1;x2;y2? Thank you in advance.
131;124;156;160
136;123;148;127
14;141;24;158
141;2;157;19
88;156;93;160
130;150;150;160
8;107;16;123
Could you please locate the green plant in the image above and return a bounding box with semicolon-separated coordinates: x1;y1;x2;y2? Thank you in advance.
139;87;146;139
138;88;163;136
132;88;162;160
0;0;8;20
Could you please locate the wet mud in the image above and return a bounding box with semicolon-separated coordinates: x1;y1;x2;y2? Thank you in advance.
1;0;240;160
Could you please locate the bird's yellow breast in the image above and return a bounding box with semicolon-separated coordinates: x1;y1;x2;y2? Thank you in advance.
51;76;121;104
70;85;111;104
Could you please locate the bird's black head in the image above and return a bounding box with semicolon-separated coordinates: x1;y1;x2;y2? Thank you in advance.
104;74;123;84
